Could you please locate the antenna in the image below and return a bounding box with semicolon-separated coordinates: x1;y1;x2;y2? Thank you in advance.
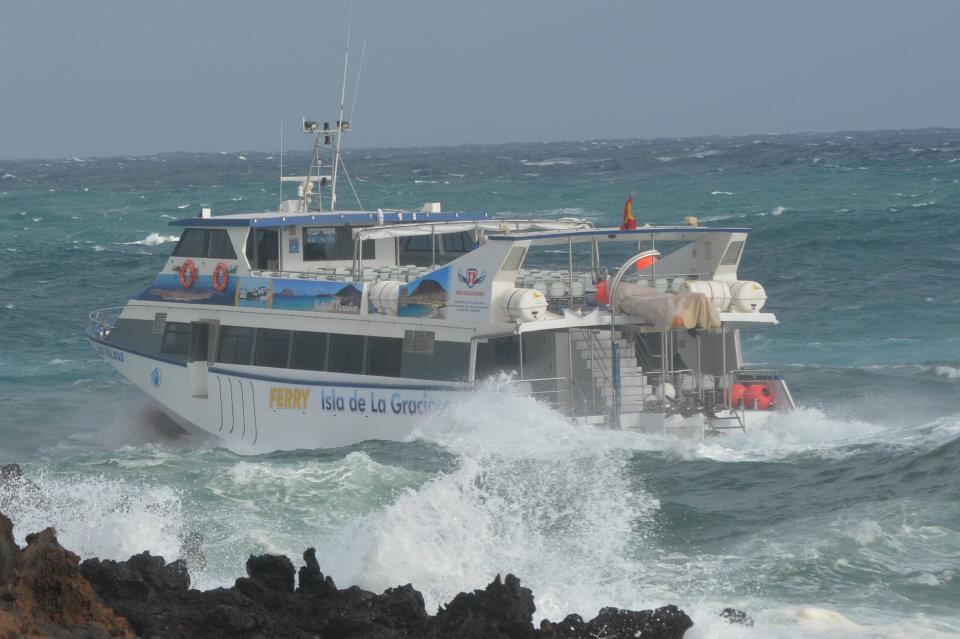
349;36;367;125
278;115;284;211
330;2;352;212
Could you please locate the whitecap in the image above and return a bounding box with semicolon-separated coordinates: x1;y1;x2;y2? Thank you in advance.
49;358;71;365
0;471;183;565
910;201;936;208
691;149;720;159
238;155;247;160
120;232;179;246
839;519;884;546
934;365;960;379
176;204;190;209
1;173;15;179
908;571;954;587
92;245;107;252
520;158;574;167
161;214;176;219
710;191;733;196
772;206;788;216
4;304;15;310
31;217;41;223
319;378;660;619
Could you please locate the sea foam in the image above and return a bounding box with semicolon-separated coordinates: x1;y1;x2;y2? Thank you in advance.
121;233;179;246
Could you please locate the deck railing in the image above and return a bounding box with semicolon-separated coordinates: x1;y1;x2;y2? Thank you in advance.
500;376;571;412
87;307;124;340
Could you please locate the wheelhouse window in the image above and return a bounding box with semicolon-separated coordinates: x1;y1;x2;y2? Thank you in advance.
172;229;237;259
302;226;375;261
366;337;403;377
291;331;328;371
217;326;255;365
172;229;208;257
160;322;191;356
207;230;238;259
399;231;474;266
253;329;291;368
327;334;365;374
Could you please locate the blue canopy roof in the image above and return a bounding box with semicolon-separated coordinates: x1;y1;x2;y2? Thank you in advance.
487;226;751;241
167;210;492;228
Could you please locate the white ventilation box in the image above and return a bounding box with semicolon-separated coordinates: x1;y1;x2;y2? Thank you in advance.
421;202;442;213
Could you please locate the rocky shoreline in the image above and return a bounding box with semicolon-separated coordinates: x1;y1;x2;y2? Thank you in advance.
0;511;702;639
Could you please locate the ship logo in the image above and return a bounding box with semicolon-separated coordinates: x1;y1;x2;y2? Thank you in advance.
457;268;486;289
150;367;162;387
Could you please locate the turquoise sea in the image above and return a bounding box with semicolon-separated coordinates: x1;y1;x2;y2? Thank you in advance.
1;129;959;637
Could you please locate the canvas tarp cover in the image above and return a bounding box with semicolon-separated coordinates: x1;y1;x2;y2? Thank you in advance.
614;283;721;331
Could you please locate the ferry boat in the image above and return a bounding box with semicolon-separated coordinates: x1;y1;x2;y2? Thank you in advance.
87;120;794;454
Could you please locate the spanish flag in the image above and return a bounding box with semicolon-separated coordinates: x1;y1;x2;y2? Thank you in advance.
620;194;637;230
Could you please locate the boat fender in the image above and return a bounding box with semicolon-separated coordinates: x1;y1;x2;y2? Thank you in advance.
596;279;610;305
212;262;230;292
179;259;198;289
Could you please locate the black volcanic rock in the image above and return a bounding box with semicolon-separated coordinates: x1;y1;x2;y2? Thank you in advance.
435;573;536;639
720;607;754;626
297;547;337;596
2;508;695;639
245;553;295;592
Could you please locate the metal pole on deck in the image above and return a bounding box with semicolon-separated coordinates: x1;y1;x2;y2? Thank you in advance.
518;329;524;380
567;237;574;308
609;249;661;429
468;338;478;383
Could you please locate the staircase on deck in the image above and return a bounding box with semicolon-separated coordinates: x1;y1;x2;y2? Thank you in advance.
570;329;655;429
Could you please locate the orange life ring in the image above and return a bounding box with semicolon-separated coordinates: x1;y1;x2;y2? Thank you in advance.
212;262;229;292
179;259;198;289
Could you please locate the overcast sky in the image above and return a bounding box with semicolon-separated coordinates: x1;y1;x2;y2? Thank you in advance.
2;0;959;159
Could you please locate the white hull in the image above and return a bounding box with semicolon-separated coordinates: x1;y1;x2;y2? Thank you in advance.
91;339;461;454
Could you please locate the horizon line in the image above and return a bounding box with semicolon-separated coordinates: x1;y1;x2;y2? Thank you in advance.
2;125;958;163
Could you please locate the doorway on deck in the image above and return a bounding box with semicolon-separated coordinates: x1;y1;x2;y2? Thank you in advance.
246;229;280;270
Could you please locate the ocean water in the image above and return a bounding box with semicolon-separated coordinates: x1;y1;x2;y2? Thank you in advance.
1;130;960;637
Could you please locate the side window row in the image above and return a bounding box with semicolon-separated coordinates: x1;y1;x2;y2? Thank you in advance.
159;323;468;381
215;326;403;377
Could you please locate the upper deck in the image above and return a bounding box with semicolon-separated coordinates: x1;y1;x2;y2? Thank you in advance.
127;205;773;340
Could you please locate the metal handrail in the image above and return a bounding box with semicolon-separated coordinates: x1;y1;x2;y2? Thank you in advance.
501;376;571;411
87;307;123;339
731;368;781;380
